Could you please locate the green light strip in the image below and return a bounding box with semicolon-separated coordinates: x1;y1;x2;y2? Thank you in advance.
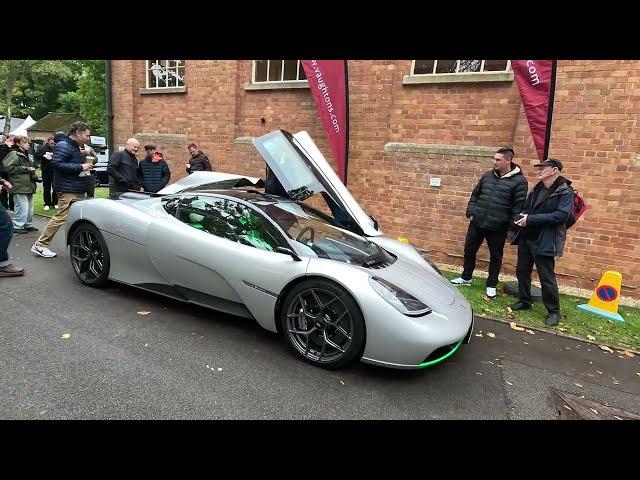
418;338;464;368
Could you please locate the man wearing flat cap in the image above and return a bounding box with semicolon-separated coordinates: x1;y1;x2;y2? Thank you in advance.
452;147;528;299
510;158;574;326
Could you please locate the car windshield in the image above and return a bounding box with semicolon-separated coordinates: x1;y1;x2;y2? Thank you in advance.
254;200;393;267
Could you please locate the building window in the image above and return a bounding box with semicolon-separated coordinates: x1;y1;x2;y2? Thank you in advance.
252;60;307;83
411;60;511;75
146;60;186;89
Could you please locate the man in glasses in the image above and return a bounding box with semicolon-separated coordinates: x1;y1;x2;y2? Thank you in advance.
451;147;528;299
510;158;574;326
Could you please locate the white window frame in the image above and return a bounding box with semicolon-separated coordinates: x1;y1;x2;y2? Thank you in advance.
251;60;307;83
410;60;512;76
404;60;514;85
146;60;186;89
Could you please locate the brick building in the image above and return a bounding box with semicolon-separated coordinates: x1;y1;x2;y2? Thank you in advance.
110;60;640;297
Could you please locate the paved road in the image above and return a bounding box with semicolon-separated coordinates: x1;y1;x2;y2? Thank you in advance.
2;216;639;419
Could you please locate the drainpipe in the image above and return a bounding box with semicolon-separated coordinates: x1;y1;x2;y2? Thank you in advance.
105;60;114;157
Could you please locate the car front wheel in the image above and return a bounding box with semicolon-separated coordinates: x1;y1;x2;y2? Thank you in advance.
69;223;110;288
280;279;365;369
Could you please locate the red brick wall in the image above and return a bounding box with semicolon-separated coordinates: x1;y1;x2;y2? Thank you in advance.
110;60;640;297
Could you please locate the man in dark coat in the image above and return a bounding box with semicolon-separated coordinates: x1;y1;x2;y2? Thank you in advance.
138;144;171;193
32;122;94;258
35;136;58;210
185;143;212;174
108;138;141;198
451;147;528;298
510;159;574;326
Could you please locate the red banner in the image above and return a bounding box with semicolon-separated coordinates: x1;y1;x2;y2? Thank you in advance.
301;60;349;184
512;60;557;161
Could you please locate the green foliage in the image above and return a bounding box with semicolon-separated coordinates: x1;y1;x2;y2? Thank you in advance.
0;60;106;136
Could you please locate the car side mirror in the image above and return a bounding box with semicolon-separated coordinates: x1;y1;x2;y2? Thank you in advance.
276;246;302;261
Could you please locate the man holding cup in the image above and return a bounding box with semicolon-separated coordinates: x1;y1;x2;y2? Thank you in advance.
36;136;58;210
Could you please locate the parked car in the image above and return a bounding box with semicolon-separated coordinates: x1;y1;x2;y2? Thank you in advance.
64;129;473;370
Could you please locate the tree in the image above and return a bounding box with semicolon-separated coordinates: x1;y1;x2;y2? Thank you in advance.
58;60;107;136
0;60;77;134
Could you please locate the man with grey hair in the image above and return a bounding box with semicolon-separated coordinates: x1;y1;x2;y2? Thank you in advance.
107;138;141;198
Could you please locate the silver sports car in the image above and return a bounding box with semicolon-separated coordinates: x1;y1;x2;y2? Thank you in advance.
65;130;473;369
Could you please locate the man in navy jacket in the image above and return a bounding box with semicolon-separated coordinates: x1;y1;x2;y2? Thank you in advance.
31;122;94;258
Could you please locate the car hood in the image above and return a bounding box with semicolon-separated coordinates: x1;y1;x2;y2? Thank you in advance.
157;172;265;195
372;256;457;306
252;130;382;238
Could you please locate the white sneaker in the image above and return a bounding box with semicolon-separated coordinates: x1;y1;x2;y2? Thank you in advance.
31;244;57;258
451;277;472;286
486;287;497;298
43;205;50;211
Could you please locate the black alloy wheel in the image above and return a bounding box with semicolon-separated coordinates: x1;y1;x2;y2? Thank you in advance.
69;223;110;287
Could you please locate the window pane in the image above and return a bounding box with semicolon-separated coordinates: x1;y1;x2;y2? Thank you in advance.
458;60;482;73
484;60;509;71
298;62;307;80
413;60;435;74
268;60;283;81
435;60;457;73
177;66;185;86
283;60;299;80
254;60;268;82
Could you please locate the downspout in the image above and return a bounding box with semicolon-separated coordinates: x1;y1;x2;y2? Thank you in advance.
105;60;114;156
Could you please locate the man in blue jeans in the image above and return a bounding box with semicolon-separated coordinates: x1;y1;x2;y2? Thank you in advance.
0;178;24;276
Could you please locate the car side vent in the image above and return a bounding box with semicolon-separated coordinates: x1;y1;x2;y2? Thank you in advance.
367;259;394;270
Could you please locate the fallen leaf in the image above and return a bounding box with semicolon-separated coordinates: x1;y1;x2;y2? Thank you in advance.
574;383;583;388
144;343;148;347
340;380;345;386
488;361;494;365
558;327;567;332
217;368;222;371
599;345;614;353
596;371;603;375
525;329;535;335
206;365;210;369
61;333;71;340
620;351;635;358
506;307;513;314
565;347;571;350
509;322;525;332
590;408;599;415
564;404;572;411
523;341;529;345
475;372;483;376
137;311;151;316
587;335;596;341
506;381;513;386
613;415;623;420
487;332;496;338
482;295;491;302
636;372;640;377
475;333;483;337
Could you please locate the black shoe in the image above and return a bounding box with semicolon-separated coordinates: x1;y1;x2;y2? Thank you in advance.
510;301;532;311
13;228;28;234
25;226;38;232
545;312;560;326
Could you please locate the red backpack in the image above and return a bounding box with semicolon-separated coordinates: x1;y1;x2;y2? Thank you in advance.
566;188;587;229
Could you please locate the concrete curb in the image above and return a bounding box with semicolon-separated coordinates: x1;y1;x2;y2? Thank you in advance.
478;314;640;355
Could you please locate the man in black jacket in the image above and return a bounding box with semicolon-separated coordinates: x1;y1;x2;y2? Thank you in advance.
32;122;94;258
451;147;528;298
185;143;212;174
511;159;574;326
108;138;141;198
35;136;58;210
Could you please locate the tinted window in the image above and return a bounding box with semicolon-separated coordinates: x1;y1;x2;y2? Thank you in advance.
175;195;286;252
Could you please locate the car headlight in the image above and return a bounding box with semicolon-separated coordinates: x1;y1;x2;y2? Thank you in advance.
369;277;432;317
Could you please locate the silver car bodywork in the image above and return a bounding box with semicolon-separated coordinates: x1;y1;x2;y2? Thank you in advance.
66;130;473;369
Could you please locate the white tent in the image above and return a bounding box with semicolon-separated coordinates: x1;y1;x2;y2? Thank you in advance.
10;115;36;136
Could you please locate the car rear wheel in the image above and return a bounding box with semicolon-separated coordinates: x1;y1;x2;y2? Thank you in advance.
280;279;365;369
69;223;110;288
